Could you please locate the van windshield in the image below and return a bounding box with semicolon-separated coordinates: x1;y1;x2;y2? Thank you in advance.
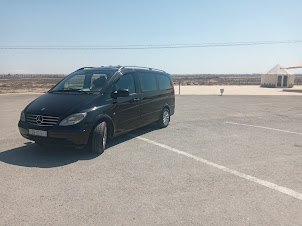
50;69;116;93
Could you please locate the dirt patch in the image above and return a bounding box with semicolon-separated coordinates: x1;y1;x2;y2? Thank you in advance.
0;77;62;94
1;77;302;95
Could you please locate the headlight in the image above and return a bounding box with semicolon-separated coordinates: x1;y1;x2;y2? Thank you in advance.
59;113;87;126
20;110;25;122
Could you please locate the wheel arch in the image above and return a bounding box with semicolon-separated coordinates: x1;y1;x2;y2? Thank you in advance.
162;103;171;112
90;114;115;139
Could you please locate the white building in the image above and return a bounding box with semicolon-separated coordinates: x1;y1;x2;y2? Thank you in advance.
261;64;294;88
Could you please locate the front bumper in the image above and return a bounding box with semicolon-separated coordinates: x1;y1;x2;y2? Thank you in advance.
18;121;92;146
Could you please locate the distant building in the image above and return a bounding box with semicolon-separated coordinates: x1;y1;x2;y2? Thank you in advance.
261;64;294;88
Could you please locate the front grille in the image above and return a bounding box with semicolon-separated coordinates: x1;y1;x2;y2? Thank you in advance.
26;114;60;127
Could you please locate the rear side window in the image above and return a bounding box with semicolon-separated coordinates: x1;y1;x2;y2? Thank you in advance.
115;74;136;94
157;74;172;90
138;73;157;92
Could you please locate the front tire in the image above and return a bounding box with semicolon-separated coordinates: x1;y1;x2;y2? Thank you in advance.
91;121;107;154
158;108;170;128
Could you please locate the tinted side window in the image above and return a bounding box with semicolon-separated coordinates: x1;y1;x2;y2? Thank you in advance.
138;73;157;92
115;74;136;94
157;74;172;90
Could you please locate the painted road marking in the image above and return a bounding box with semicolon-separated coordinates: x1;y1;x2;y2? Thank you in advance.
131;135;302;201
226;121;302;136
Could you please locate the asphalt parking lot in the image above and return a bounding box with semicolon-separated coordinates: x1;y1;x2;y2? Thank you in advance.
1;94;302;225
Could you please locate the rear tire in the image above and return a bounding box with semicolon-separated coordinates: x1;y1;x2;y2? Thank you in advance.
91;121;107;154
158;108;170;128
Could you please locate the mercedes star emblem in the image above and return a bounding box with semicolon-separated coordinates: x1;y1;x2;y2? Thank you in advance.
36;115;43;124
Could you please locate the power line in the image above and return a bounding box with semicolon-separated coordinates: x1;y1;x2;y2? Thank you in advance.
0;40;301;50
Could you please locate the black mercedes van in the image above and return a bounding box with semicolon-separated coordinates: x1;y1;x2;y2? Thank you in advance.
18;66;175;153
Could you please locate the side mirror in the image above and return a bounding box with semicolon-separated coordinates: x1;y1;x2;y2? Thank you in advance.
112;89;129;99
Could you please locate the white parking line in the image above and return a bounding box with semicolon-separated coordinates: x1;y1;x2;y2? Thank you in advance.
226;121;302;136
131;135;302;201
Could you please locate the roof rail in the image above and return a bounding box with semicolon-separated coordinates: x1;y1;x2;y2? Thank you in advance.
76;67;94;71
119;66;166;73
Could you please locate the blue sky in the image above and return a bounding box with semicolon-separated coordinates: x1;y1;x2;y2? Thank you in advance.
0;0;301;74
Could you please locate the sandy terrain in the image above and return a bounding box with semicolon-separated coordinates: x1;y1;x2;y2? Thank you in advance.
0;78;61;94
1;77;302;95
174;85;302;95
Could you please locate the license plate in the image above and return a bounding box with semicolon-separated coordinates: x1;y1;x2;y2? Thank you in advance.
28;129;47;137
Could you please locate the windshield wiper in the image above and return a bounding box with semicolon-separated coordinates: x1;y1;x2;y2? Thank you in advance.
49;88;79;92
76;90;99;94
49;88;99;94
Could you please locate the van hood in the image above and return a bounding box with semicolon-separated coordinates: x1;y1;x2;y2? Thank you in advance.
25;92;99;117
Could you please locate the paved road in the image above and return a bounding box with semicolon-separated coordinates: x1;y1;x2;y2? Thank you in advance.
0;94;302;225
